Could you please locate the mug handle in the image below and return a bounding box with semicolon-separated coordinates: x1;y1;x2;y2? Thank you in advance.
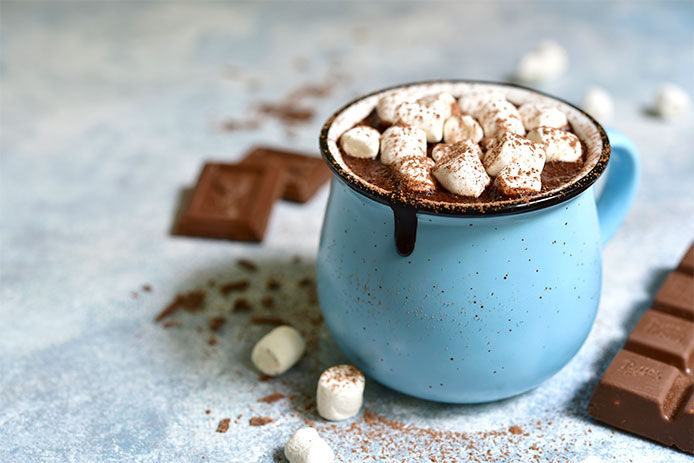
596;128;641;246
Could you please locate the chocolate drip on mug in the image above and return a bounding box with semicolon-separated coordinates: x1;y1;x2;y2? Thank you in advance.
390;204;418;256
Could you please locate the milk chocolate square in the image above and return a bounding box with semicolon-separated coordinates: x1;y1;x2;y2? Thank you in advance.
653;272;694;321
240;147;330;203
174;163;285;241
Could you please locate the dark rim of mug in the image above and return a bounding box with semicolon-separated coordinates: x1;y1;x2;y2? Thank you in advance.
319;79;611;217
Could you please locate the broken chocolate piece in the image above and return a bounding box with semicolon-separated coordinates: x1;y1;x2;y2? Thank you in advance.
588;242;694;454
174;163;285;241
240;147;330;203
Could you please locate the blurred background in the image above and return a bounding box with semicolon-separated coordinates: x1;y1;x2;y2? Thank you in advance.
1;1;692;462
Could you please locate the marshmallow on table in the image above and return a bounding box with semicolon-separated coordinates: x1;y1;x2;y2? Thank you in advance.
477;99;525;138
395;101;445;143
581;87;613;123
417;92;457;120
458;89;506;117
443;114;484;144
284;427;334;463
376;90;418;124
432;142;490;197
316;364;365;421
527;126;582;162
340;125;380;159
251;325;305;376
483;131;546;177
432;140;483;162
379;125;427;165
392;155;436;193
518;103;568;131
515;40;568;83
654;83;691;119
495;163;542;197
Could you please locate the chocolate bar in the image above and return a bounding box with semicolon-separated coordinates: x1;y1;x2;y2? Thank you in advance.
588;243;694;454
174;163;285;241
240;146;330;203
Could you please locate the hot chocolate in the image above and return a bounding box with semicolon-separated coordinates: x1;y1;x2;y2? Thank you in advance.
336;86;586;205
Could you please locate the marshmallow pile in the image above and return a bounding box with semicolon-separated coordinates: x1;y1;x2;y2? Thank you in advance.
339;88;583;198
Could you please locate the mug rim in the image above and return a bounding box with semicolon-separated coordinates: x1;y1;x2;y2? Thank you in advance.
319;79;611;217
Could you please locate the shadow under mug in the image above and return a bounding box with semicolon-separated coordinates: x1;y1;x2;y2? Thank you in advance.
316;81;640;403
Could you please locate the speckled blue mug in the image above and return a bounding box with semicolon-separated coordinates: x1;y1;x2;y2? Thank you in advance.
316;81;640;403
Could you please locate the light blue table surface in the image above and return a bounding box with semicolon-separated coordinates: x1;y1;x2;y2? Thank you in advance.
1;1;693;462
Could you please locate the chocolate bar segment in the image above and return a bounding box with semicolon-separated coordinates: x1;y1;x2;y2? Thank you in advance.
240;146;330;203
588;242;694;454
678;244;694;276
174;163;285;241
653;272;694;321
625;310;694;372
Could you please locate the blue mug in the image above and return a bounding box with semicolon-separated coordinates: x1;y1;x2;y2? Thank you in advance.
316;81;640;403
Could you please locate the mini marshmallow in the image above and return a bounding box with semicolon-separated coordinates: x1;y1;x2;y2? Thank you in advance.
443;114;484;144
518;103;568;131
432;140;483;162
376;90;418;124
251;325;305;376
527;126;582;162
654;83;691;119
483;131;546;177
458;89;506;117
284;427;334;463
432;143;490;197
316;364;365;421
418;92;457;120
392;155;436;192
379;125;427;165
395;101;445;143
340;125;380;159
582;87;613;123
515;40;568;83
477;99;525;138
495;163;542;197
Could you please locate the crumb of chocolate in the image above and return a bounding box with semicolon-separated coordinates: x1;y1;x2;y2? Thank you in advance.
260;296;274;308
205;410;211;415
223;119;261;132
266;278;281;290
258;374;273;382
162;320;182;329
257;102;314;123
207;335;217;346
237;259;258;271
298;277;313;287
220;280;249;296
216;418;230;433
232;298;252;312
155;290;206;322
209;316;227;332
509;425;523;435
249;416;274;426
142;284;152;292
258;392;286;404
251;316;287;325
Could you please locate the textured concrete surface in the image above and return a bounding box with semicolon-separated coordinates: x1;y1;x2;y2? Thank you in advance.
1;1;693;462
